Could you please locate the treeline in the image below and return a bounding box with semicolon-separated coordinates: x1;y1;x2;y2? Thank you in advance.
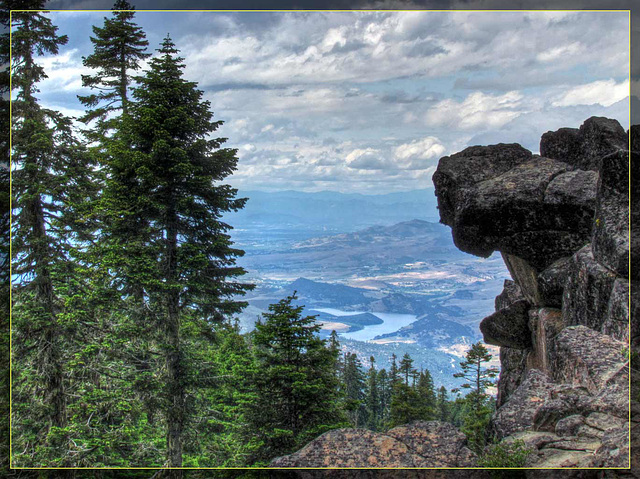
7;1;500;470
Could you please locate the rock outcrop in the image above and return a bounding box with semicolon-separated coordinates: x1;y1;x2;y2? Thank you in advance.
270;421;477;468
433;116;633;472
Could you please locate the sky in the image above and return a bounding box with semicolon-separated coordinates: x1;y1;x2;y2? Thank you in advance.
34;10;630;194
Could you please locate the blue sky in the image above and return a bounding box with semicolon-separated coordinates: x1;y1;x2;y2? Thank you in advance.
34;10;630;193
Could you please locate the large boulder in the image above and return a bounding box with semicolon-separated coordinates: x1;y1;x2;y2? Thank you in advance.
494;279;524;310
496;346;529;408
527;308;564;373
432;143;532;226
490;369;555;439
592;150;630;277
433;150;597;271
480;299;532;349
550;325;628;395
537;256;572;308
269;422;478;468
540;116;627;170
562;245;618;335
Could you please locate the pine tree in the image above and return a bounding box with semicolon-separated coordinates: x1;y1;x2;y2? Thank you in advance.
10;3;97;465
452;342;498;453
364;356;380;430
78;0;149;129
108;35;252;468
388;353;420;428
377;368;391;426
0;4;10;471
248;294;345;462
436;386;450;422
399;353;416;386
416;369;436;420
342;352;367;427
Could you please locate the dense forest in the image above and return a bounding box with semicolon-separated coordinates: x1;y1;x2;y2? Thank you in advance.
4;1;500;470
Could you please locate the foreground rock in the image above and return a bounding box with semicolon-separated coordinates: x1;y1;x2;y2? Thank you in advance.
270;421;477;467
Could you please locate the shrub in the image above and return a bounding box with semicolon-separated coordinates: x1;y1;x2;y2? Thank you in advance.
478;439;533;468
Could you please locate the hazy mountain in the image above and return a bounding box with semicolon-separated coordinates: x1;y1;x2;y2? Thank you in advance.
227;189;440;233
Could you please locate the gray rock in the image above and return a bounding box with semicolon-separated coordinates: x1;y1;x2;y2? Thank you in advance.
584;412;627;432
269;422;478;468
495;279;524;310
490;369;555;439
433;143;533;225
592;150;630;277
533;398;579;432
502;253;543;305
433;141;598;270
555;415;585;437
631;150;640;281
593;424;630;468
562;245;617;333
551;325;628;394
540;116;627;170
480;299;532;349
528;308;563;373
496;346;529;408
544;169;599;208
387;421;478;467
538;256;572;308
602;278;630;342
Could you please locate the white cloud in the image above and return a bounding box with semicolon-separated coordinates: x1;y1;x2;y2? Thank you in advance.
393;137;445;169
536;42;583;63
424;91;524;130
345;148;386;170
551;79;630;107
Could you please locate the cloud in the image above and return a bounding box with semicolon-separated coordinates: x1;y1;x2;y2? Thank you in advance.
551;79;630;107
393;137;445;169
536;42;583;63
424;91;524;130
345;148;386;170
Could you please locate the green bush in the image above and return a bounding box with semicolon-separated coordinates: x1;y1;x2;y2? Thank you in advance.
478;439;533;468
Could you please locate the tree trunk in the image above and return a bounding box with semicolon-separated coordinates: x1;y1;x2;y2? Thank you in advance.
30;192;66;435
164;216;183;469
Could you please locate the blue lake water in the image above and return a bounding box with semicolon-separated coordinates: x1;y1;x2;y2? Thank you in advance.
310;308;417;341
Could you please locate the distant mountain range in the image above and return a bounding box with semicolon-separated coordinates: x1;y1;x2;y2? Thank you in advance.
239;219;469;275
226;189;441;232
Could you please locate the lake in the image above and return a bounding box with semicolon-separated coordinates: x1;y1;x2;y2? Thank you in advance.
311;308;417;341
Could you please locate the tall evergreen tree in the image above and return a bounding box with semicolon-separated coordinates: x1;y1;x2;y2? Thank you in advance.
364;356;380;430
10;3;96;464
388;353;420;428
248;295;345;462
78;0;149;128
109;35;252;468
377;368;391;427
416;369;436;420
452;342;499;453
342;352;367;427
436;386;450;423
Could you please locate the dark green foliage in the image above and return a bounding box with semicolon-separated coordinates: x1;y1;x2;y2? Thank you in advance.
452;342;499;454
247;294;346;462
10;4;98;466
364;357;380;430
478;439;533;477
436;386;450;422
78;0;149;128
111;35;252;468
342;352;367;427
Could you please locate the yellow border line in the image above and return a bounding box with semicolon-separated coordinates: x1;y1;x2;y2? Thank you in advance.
7;8;633;471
